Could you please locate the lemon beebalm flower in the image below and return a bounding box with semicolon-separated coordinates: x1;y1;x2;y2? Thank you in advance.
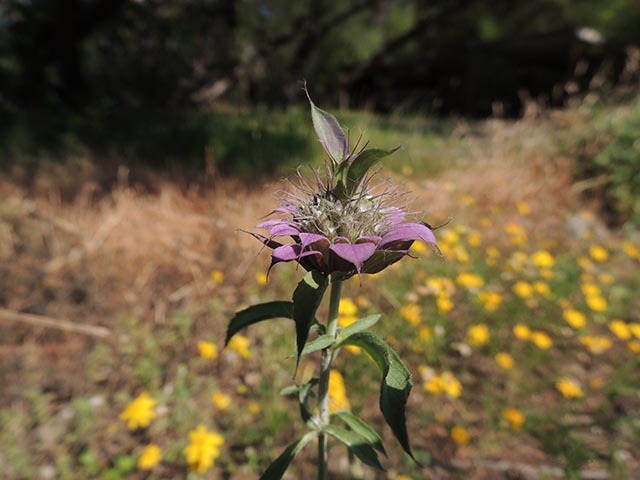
451;425;470;445
495;352;514;370
197;341;218;359
609;320;631;340
556;378;584;399
589;245;609;262
513;324;531;340
120;391;157;430
184;425;224;474
211;392;232;411
227;334;252;359
466;324;490;347
138;444;162;470
502;408;525;431
586;295;608;312
563;309;586;329
531;250;554;268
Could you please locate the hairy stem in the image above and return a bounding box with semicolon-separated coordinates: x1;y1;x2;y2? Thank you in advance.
317;276;343;480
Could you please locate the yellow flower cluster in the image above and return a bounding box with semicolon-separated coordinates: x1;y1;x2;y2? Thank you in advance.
184;425;225;473
198;340;218;359
227;334;252;359
138;444;162;470
400;303;421;325
451;425;470;445
502;407;525;430
512;324;553;349
466;323;490;347
423;371;462;398
211;392;232;411
556;378;584;399
477;291;502;312
120;392;157;430
338;297;358;327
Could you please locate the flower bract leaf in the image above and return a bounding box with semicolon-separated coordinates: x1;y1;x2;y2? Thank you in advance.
324;424;385;471
260;431;316;480
338;331;417;463
305;90;347;163
336;314;381;343
337;147;400;196
331;410;387;456
293;271;329;371
225;301;294;346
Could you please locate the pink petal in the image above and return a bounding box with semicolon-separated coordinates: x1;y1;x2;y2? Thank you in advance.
381;223;436;247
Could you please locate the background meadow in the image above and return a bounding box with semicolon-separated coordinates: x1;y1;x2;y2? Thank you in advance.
1;1;640;478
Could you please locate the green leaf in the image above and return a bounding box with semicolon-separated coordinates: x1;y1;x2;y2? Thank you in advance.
332;411;387;456
225;301;293;346
301;334;335;355
339;332;416;462
336;314;381;343
305;88;347;163
298;378;319;423
324;424;385;471
260;432;316;480
344;147;399;194
293;271;329;370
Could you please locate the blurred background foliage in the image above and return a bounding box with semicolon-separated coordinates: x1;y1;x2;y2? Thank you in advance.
0;0;639;221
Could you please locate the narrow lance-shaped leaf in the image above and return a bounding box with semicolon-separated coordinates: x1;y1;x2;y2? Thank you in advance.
337;331;417;462
336;314;381;343
331;410;387;456
305;88;347;163
225;301;293;346
293;271;329;371
301;334;335;355
324;424;385;471
343;147;400;195
260;431;316;480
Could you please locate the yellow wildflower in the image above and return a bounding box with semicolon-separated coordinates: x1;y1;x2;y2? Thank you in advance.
581;283;601;297
598;273;614;284
478;291;502;312
424;372;462;398
502;408;525;431
579;335;612;354
339;298;358;316
589;245;609;262
437;295;453;315
456;272;484;289
441;230;459;244
236;384;248;394
396;476;413;480
210;270;224;284
468;231;482;247
577;256;594;271
486;246;501;258
627;341;640;354
328;370;351;412
466;324;490;347
531;331;553;349
459;195;476;206
184;425;224;474
138;444;162;470
344;344;362;355
556;378;584;399
516;201;531;215
255;272;268;285
622;241;640;260
248;401;261;415
629;323;640;339
411;240;428;253
533;281;551;297
513;324;531;340
227;334;252;359
198;341;218;359
540;268;554;279
453;245;470;263
120;392;157;430
211;392;232;411
505;223;525;236
419;326;433;342
451;426;470;445
495;352;514;370
531;250;554;268
512;281;534;299
400;304;422;325
563;309;586;329
586;295;608;312
608;320;631;340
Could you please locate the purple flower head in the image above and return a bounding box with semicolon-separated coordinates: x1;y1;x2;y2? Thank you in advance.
246;92;438;279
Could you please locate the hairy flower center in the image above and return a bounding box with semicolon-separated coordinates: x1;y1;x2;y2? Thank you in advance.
291;191;396;241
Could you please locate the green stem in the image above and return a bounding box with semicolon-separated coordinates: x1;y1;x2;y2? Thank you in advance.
317;276;343;480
